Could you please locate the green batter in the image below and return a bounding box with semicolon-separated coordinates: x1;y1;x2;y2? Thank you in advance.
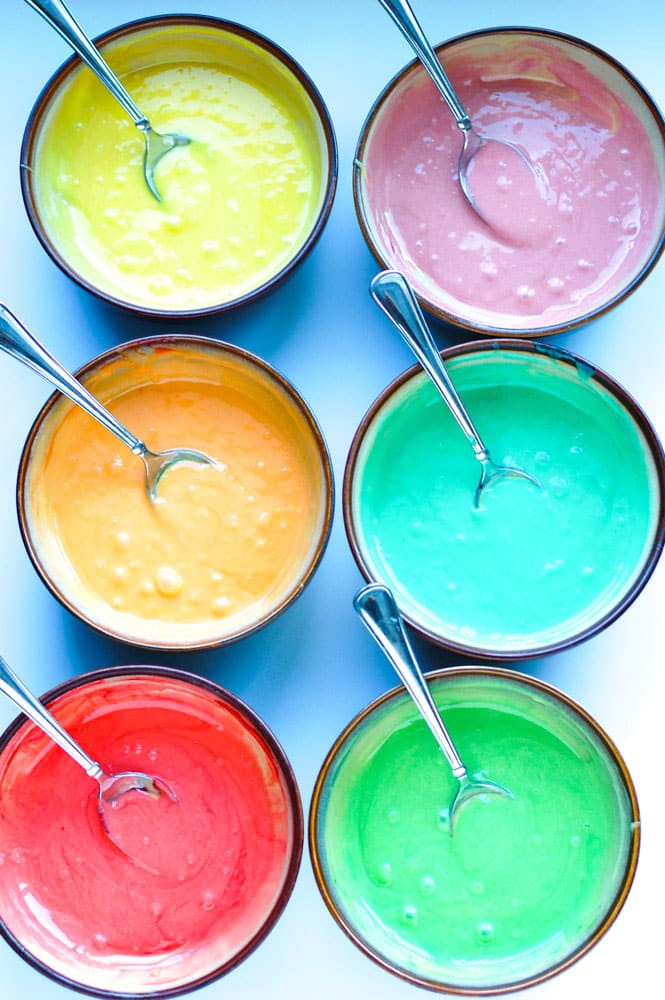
351;348;659;654
313;672;637;990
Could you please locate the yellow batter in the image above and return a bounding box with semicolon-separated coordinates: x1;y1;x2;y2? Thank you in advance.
23;340;331;647
31;22;330;311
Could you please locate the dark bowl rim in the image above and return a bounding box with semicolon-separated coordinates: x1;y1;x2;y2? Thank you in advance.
20;13;339;320
308;663;640;996
0;662;304;999
342;337;665;660
16;333;335;651
352;24;665;338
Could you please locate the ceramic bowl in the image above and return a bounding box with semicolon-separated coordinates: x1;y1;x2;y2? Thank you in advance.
343;339;665;659
17;334;334;650
310;666;639;994
21;14;337;318
0;664;302;997
354;27;665;336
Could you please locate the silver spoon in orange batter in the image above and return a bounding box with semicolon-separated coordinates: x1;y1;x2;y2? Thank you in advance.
376;0;547;226
0;654;176;868
370;270;541;507
24;0;190;201
0;305;216;502
354;583;511;832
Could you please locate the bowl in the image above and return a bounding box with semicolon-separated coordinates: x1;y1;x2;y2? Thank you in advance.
343;339;665;659
0;664;302;997
310;666;639;994
20;14;337;318
17;334;334;650
353;27;665;336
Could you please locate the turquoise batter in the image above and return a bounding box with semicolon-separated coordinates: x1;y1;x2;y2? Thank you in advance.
351;349;659;654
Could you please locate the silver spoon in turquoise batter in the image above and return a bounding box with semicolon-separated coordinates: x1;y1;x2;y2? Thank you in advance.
24;0;190;201
0;305;217;502
370;270;541;507
354;583;511;832
0;654;176;868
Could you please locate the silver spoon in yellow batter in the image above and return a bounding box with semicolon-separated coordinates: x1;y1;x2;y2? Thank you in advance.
0;305;216;502
24;0;190;201
0;654;177;869
376;0;547;226
370;270;541;507
354;583;512;832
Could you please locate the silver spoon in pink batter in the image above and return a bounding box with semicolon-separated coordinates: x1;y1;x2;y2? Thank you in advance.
371;270;542;507
0;655;177;870
376;0;547;228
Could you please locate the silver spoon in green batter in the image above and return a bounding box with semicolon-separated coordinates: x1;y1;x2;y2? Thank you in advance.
370;269;542;507
24;0;190;201
354;582;511;832
0;305;216;502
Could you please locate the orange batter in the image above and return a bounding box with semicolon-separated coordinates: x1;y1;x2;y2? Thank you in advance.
23;339;330;647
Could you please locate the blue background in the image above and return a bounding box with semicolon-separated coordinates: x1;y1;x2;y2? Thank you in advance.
0;2;662;998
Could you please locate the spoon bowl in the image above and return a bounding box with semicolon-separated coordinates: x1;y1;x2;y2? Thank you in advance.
376;0;546;226
0;655;176;867
0;304;217;502
25;0;190;201
370;270;541;506
353;582;511;830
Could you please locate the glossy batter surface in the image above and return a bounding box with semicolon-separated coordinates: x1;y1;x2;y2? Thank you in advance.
313;673;636;990
359;33;663;331
24;341;329;646
351;349;659;654
32;23;328;311
0;673;298;994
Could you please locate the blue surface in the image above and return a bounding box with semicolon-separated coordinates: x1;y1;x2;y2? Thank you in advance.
0;2;662;998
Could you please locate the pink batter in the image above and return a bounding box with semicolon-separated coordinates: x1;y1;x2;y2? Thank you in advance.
360;33;664;332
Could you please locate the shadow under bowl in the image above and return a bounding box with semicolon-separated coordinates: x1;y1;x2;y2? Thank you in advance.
21;14;337;318
0;664;303;997
354;26;665;337
343;338;665;660
310;666;639;994
17;334;334;651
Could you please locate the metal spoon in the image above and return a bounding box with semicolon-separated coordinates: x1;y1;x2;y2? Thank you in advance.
370;270;541;507
0;654;176;865
376;0;545;224
0;305;217;502
353;583;511;831
24;0;190;202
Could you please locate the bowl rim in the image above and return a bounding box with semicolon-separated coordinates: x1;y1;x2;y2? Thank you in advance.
308;663;641;996
352;24;665;338
342;337;665;660
0;662;304;999
20;13;339;319
16;333;335;651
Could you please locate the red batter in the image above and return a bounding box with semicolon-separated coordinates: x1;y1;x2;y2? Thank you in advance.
0;670;299;994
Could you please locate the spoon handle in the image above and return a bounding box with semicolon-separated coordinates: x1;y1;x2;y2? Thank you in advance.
353;583;466;778
376;0;470;128
0;304;142;455
23;0;146;126
0;656;102;779
370;271;489;462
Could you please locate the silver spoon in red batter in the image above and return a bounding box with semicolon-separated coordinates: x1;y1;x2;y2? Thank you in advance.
354;583;512;832
370;270;542;507
376;0;547;228
0;305;217;502
24;0;190;202
0;655;177;869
